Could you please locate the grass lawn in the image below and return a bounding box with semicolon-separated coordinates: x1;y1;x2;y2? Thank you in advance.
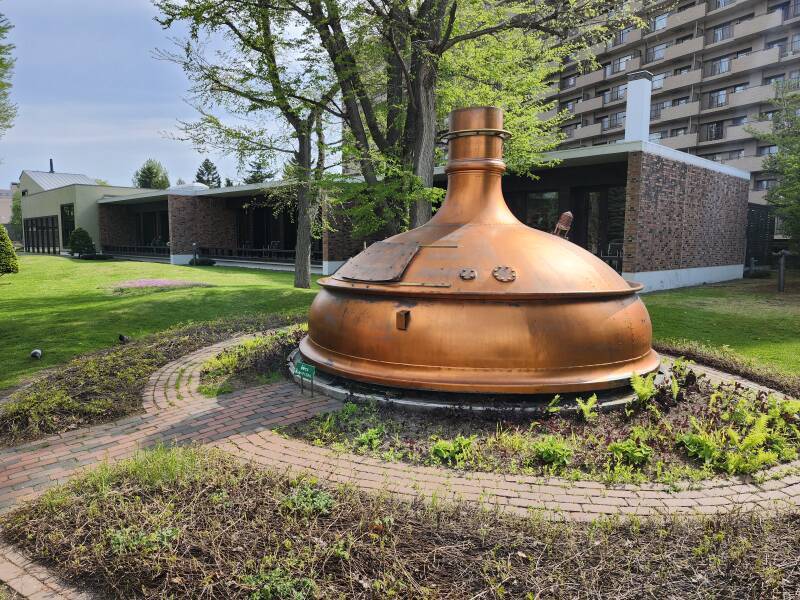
0;255;317;391
643;272;800;377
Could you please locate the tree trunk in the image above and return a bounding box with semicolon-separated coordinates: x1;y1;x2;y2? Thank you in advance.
294;133;314;289
409;61;437;228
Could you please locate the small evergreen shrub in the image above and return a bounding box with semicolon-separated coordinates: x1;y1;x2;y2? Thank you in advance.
67;227;96;256
0;224;19;276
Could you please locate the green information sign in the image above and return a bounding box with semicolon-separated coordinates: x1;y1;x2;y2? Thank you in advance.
296;361;316;380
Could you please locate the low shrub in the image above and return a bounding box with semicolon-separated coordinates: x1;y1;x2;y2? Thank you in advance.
67;227;96;257
0;224;19;276
78;253;114;260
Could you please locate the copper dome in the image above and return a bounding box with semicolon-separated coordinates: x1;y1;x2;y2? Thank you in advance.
300;107;660;394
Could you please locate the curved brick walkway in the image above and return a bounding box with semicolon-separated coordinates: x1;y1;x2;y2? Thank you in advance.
2;335;800;597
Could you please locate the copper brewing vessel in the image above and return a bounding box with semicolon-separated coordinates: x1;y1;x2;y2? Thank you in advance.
300;107;660;394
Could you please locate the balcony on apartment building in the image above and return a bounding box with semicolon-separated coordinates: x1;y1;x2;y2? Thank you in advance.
707;0;743;16
651;100;700;123
723;154;767;172
571;122;603;140
647;2;708;37
572;95;604;115
658;131;699;149
705;11;784;49
653;68;703;94
703;46;783;81
700;83;779;115
575;53;642;88
698;119;771;144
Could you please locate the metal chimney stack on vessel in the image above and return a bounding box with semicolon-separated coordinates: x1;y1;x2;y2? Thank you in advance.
300;107;659;395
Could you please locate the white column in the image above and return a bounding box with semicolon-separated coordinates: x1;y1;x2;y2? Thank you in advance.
624;71;653;142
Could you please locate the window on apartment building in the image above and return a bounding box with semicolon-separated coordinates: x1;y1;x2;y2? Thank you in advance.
709;22;734;43
793;33;800;53
646;42;670;63
727;149;744;159
764;73;786;85
767;38;789;56
700;152;721;161
768;2;790;19
606;55;633;76
673;96;690;106
671;127;689;136
561;75;577;89
705;54;733;76
757;145;779;156
707;88;728;108
754;178;778;190
652;72;668;89
674;65;691;75
761;109;777;120
649;130;667;141
712;0;736;9
729;115;747;126
675;34;694;45
732;83;748;93
650;100;669;119
561;97;580;112
701;121;725;141
613;26;635;46
651;12;669;31
609;84;627;102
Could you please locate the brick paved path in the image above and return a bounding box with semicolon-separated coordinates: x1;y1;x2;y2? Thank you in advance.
2;335;800;597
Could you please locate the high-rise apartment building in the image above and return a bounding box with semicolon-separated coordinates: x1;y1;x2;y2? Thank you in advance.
547;0;799;212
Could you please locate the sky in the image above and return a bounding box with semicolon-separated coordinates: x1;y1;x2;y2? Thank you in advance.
0;0;242;189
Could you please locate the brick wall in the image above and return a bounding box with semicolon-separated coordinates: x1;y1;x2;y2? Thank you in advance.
167;195;238;255
98;204;137;246
322;204;383;262
623;151;749;273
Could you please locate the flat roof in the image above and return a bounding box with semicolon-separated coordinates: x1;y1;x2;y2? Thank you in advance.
540;140;750;180
97;180;289;205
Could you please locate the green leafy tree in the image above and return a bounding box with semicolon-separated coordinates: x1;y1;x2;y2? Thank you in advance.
156;3;339;289
133;159;170;189
0;222;18;276
0;11;16;140
67;227;96;257
752;82;800;248
195;159;221;188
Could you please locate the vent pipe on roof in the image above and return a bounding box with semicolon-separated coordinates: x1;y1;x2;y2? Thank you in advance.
49;159;54;173
624;71;653;143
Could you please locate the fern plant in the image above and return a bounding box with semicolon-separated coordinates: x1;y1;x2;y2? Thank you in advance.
575;394;598;422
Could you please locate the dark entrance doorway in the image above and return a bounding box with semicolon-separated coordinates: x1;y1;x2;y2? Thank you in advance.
569;186;626;271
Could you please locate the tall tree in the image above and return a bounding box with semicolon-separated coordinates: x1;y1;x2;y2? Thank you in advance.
752;81;800;248
243;158;275;185
156;1;338;288
0;11;16;140
6;188;20;240
132;158;170;189
195;158;221;188
294;0;639;227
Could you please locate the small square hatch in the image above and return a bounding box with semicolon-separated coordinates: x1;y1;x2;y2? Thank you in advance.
335;241;420;282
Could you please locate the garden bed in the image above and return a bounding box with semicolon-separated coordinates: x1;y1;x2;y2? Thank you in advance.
3;446;800;599
197;325;306;396
0;314;302;447
282;360;800;484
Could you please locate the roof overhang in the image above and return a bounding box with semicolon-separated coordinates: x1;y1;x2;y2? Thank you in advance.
97;180;292;205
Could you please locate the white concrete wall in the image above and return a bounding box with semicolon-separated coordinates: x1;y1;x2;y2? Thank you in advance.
624;264;744;292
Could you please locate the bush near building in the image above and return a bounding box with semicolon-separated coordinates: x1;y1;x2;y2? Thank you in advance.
0;224;19;276
67;227;96;257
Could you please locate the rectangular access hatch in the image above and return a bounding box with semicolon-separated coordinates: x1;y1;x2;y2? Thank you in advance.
335;241;420;282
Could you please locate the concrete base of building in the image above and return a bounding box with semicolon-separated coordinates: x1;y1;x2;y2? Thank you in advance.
170;253;194;266
322;260;346;275
213;258;322;275
623;264;744;292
